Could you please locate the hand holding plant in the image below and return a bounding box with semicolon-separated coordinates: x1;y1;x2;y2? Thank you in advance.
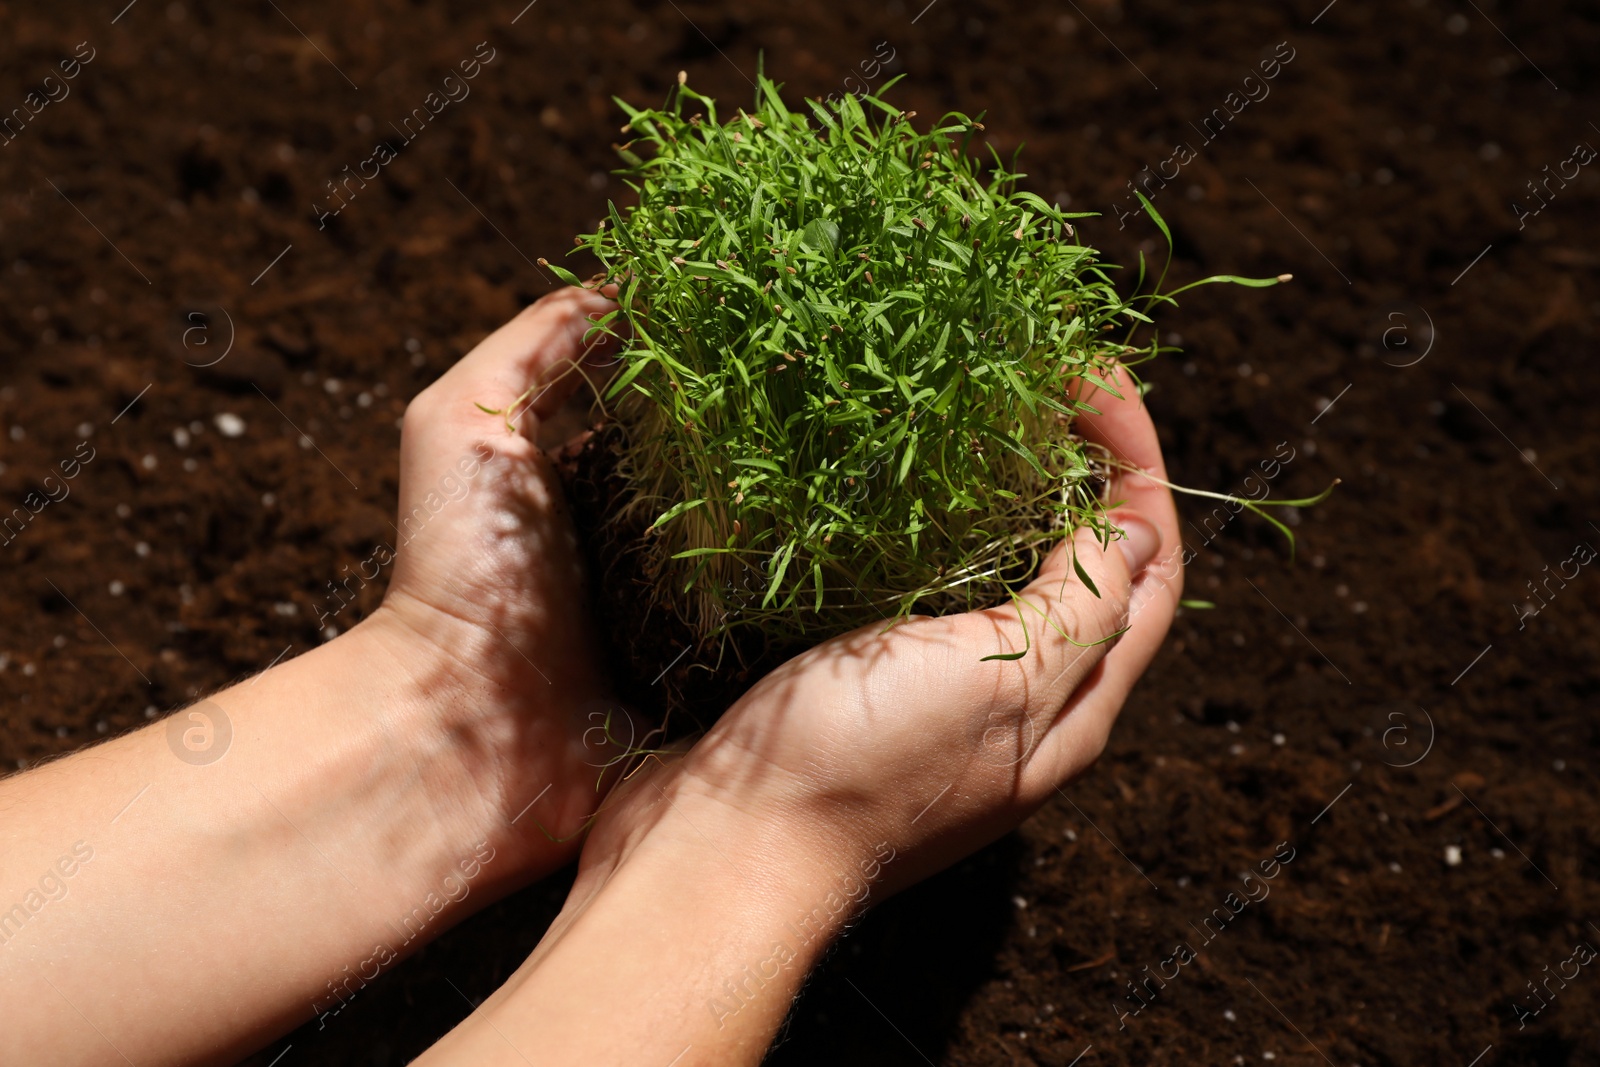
414;360;1183;1066
381;286;637;850
587;357;1181;880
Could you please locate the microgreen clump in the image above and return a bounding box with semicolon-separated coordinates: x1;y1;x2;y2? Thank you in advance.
543;70;1303;651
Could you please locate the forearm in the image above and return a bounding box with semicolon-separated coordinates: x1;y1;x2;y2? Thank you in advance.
0;608;565;1066
417;779;891;1066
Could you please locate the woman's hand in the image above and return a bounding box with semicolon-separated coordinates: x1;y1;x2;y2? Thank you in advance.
0;288;624;1067
414;362;1185;1066
370;285;627;856
661;364;1176;870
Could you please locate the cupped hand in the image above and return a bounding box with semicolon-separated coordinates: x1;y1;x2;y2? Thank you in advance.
578;360;1183;897
363;286;625;860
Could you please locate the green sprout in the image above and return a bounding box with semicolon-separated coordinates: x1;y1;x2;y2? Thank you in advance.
539;69;1326;654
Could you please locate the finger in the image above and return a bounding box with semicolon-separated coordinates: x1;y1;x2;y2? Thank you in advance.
1072;360;1183;601
1022;555;1184;792
1016;364;1185;790
506;284;623;429
945;513;1150;724
406;286;619;457
950;356;1177;704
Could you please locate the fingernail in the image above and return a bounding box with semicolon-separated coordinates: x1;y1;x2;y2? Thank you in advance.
1112;514;1161;575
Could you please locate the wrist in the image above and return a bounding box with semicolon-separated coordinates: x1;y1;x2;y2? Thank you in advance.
2;604;557;1063
419;773;898;1065
669;768;902;951
326;607;576;891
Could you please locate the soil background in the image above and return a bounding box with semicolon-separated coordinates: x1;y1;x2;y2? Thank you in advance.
3;0;1599;1064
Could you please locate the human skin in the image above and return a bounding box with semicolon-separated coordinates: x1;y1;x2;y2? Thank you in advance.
0;287;1179;1066
414;359;1183;1066
0;288;629;1066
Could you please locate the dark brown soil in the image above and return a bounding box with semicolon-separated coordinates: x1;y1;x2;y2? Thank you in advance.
4;1;1598;1064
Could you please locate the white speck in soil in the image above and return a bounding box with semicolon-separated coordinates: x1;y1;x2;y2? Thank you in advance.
214;412;246;437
